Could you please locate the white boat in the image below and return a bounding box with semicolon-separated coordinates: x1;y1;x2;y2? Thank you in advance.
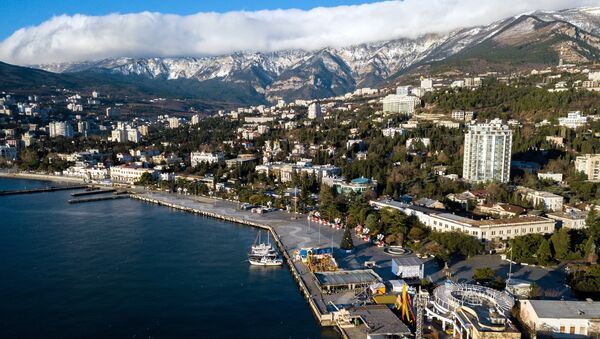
249;256;283;266
250;231;275;256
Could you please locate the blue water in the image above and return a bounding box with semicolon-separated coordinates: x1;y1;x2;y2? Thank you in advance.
0;178;337;338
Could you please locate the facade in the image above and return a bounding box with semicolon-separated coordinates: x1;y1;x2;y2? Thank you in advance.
326;177;377;195
255;161;341;183
517;187;564;212
420;78;433;90
0;144;17;161
462;119;512;183
48;121;74;138
519;299;600;338
191;114;201;125
547;210;588;229
382;95;419;115
109;165;158;184
381;127;406;138
575;154;600;182
307;102;322;119
370;200;555;242
190;151;224;166
391;256;424;279
167;117;180;129
558;111;588;129
538;172;563;183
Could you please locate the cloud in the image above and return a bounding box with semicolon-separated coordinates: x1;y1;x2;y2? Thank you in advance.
0;0;597;65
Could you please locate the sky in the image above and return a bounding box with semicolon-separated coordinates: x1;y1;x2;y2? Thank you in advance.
0;0;598;65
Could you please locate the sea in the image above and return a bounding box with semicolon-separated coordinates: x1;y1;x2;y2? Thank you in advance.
0;178;338;338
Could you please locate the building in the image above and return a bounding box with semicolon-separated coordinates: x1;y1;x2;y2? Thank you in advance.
111;129;127;143
391;256;424;279
307;102;322;119
547;210;588;229
538;172;563;183
0;144;17;161
48;121;74;138
420;78;433;90
138;125;149;136
191;114;201;125
462;119;512;183
519;299;600;338
575;154;600;182
382;94;419;115
517;187;564;212
167;117;180;129
558;111;588;129
370;199;556;242
255;161;341;183
451;110;475;121
190;151;224;166
109;165;158;184
396;85;412;96
381;127;406;138
476;203;525;218
326;177;377;195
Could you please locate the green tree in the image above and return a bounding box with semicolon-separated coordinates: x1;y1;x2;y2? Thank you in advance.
536;238;553;265
473;267;495;284
551;228;571;260
340;226;354;251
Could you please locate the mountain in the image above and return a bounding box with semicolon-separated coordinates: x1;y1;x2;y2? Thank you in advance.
15;7;600;104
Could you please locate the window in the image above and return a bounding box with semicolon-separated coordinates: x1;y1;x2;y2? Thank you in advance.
560;326;565;333
507;230;511;234
499;230;504;234
570;326;575;334
530;228;534;232
580;327;586;335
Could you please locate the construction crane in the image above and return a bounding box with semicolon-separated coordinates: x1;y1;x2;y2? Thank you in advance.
415;287;430;339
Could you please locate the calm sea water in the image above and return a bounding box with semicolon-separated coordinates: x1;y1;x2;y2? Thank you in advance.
0;178;337;338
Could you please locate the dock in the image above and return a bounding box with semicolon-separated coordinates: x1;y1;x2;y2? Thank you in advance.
71;189;116;197
68;195;130;204
0;185;87;196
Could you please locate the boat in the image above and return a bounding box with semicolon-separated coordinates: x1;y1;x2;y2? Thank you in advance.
248;230;283;266
249;255;283;266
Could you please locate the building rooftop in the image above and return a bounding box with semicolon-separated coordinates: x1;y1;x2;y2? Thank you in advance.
392;256;423;267
315;269;382;288
349;305;411;336
527;300;600;319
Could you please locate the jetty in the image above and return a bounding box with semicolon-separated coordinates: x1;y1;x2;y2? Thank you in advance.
0;185;87;196
71;189;116;197
68;195;130;204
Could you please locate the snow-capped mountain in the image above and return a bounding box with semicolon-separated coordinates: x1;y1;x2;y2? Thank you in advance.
33;7;600;102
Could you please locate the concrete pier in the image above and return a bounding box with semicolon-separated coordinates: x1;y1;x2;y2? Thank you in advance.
68;195;130;204
0;185;87;196
70;189;116;197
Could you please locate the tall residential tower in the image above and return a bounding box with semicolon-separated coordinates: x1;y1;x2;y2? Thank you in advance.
462;119;512;183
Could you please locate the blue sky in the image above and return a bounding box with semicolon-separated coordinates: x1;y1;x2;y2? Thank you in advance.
0;0;381;39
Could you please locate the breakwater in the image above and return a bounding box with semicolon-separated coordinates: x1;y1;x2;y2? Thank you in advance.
0;185;87;196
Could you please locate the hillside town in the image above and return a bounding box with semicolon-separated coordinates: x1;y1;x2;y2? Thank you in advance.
2;58;600;338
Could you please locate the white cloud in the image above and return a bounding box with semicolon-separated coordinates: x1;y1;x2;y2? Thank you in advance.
0;0;597;65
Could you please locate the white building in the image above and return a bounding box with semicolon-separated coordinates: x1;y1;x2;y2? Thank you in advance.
420;78;433;90
190;151;224;166
396;85;412;96
370;200;555;242
110;165;158;184
538;172;563;183
307;102;322;119
463;119;512;183
126;128;141;143
547;210;588;230
520;299;600;338
382;127;406;138
516;186;563;212
575;154;600;182
191;114;201;125
167;117;180;129
558;111;588;129
48;121;74;138
382;95;419;115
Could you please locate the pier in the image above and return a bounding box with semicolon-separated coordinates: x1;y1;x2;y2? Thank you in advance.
71;189;116;197
68;195;130;204
0;185;87;196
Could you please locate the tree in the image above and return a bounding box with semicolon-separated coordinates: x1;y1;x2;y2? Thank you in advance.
408;227;427;242
340;226;354;251
473;267;495;284
135;172;156;186
490;276;506;290
550;228;571;260
536;238;553;265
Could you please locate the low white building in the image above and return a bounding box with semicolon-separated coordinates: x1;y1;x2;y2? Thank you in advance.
538;172;563;183
520;299;600;338
190;151;224;166
546;210;588;229
518;187;564;212
110;165;158;184
558;111;588;129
